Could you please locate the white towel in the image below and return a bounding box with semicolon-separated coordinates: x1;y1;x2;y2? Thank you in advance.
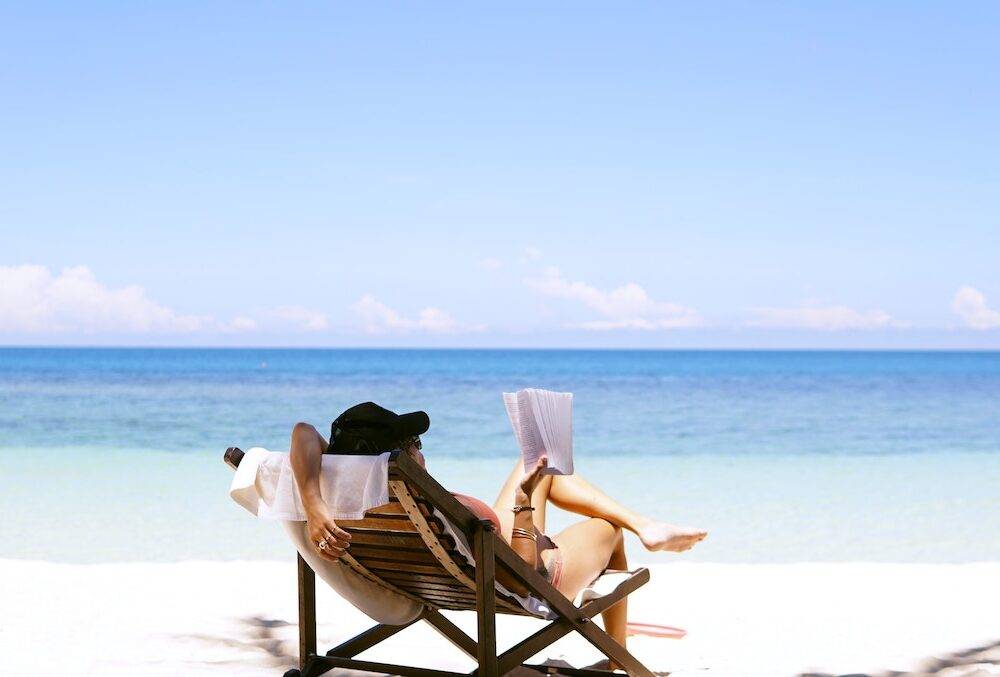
229;447;391;520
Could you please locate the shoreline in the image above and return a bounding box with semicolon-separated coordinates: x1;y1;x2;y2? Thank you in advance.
6;559;998;676
6;449;1000;565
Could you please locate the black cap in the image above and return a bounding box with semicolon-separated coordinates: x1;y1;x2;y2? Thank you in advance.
328;402;430;455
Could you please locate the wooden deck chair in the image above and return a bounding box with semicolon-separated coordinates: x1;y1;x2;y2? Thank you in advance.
224;446;656;677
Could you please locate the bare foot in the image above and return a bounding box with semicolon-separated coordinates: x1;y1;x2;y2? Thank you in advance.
637;522;707;552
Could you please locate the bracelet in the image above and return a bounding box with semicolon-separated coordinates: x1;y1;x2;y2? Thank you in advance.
511;505;535;513
511;527;537;542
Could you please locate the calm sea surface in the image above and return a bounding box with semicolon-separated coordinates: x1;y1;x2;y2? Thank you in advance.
2;348;998;563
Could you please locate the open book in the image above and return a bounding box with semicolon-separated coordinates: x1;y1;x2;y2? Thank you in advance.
502;388;574;475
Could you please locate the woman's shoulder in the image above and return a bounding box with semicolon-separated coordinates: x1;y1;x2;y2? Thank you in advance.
451;492;502;532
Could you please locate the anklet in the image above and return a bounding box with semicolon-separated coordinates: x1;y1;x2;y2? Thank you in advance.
511;505;535;513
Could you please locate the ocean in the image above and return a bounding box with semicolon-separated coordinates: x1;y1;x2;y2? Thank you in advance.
2;348;998;564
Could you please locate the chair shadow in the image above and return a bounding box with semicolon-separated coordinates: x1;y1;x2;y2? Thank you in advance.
176;617;1000;677
180;615;673;675
798;637;1000;677
174;615;297;668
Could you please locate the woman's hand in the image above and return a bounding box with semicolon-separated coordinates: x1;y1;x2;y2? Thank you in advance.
516;455;548;504
305;507;351;562
289;423;349;562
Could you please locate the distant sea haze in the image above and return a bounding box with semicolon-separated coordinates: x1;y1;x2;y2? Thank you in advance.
2;348;998;563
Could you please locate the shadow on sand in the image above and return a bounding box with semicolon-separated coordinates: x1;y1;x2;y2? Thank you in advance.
800;638;1000;677
188;617;999;676
177;615;297;669
184;615;674;675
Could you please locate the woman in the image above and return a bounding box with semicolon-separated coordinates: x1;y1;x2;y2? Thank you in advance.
288;421;707;659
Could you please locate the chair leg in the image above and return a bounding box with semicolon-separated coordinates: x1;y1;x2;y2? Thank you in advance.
574;620;653;677
424;609;479;658
474;521;499;677
326;618;420;658
297;553;317;670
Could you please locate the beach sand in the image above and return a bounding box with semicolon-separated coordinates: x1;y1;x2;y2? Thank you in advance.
4;559;998;676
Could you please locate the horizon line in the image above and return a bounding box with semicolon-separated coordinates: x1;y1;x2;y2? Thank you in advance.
2;344;999;353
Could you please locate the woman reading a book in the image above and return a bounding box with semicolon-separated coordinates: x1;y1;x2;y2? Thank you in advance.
290;405;707;660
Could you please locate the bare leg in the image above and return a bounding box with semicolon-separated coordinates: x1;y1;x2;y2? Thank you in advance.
549;473;647;533
494;459;706;551
602;526;628;642
549;518;628;668
549;472;706;553
601;527;629;670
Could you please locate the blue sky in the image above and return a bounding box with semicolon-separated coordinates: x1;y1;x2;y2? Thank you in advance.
2;2;998;348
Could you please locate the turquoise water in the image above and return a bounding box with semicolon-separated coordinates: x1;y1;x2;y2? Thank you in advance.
2;348;998;563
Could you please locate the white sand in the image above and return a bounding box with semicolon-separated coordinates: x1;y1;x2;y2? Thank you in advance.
3;559;998;676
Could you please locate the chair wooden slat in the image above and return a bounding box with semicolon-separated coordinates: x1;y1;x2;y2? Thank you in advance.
341;511;447;533
339;553;432;608
336;516;419;531
366;560;473;577
396;589;478;603
420;600;476;611
372;499;433;517
377;570;475;586
378;578;476;594
342;530;457;550
391;583;478;598
347;545;454;566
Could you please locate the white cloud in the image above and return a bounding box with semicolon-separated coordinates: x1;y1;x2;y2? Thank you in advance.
746;303;904;330
0;264;205;334
264;305;329;331
352;294;480;334
526;267;702;330
224;316;259;332
952;286;1000;329
218;307;328;333
219;307;328;333
518;247;543;264
478;257;504;271
0;264;335;337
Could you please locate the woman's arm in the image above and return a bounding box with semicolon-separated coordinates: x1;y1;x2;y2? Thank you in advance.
510;456;549;569
496;456;548;596
289;422;351;562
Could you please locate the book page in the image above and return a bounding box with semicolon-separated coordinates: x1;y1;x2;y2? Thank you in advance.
502;392;526;455
504;390;543;474
525;388;573;475
504;388;573;476
517;389;548;473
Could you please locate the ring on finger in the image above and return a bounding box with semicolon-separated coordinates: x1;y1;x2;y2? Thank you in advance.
318;538;329;550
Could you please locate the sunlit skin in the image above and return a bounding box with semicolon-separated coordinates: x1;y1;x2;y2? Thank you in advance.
288;421;707;661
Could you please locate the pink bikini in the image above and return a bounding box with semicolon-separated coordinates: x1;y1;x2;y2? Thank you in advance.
452;493;564;590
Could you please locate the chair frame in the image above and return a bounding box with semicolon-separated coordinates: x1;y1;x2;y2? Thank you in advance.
225;446;655;677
